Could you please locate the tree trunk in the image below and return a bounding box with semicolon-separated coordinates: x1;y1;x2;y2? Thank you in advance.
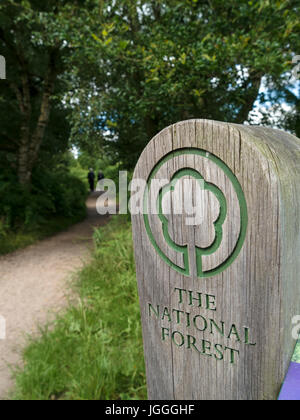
16;51;57;186
18;121;31;186
28;63;56;173
18;142;32;185
13;72;33;186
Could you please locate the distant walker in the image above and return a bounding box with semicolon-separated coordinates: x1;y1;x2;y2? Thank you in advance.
88;168;95;192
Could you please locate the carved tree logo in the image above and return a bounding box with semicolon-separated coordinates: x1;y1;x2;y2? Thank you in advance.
143;149;248;278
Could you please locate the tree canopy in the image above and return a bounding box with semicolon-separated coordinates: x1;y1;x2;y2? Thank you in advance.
1;0;299;179
0;0;89;184
66;0;300;168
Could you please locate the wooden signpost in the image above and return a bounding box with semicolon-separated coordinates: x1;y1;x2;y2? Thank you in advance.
131;119;300;400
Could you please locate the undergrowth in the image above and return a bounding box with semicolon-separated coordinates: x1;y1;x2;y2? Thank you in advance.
13;216;147;400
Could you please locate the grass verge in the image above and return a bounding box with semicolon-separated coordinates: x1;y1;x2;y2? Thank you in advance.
12;215;147;400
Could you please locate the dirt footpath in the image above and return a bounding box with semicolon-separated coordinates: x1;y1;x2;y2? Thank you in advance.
0;192;109;399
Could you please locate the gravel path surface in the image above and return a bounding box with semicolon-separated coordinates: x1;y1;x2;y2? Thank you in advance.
0;193;109;399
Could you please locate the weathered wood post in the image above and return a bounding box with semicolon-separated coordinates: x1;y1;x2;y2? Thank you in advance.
131;119;300;400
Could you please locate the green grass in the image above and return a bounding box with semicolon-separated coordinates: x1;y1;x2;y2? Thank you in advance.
12;216;147;400
0;213;86;256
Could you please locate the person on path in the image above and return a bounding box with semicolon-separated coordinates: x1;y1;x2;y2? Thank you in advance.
88;168;95;192
98;170;104;182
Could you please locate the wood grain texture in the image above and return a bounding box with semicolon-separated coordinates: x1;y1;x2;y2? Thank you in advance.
131;119;300;400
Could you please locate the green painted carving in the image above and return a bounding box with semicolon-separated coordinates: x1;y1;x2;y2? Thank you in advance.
157;168;227;277
143;148;248;278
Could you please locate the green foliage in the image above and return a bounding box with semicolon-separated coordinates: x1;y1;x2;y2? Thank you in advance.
0;0;92;184
0;169;86;229
66;0;300;169
69;161;89;186
2;0;299;183
74;150;121;189
13;216;147;400
274;85;300;137
0;166;87;254
95;155;120;186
